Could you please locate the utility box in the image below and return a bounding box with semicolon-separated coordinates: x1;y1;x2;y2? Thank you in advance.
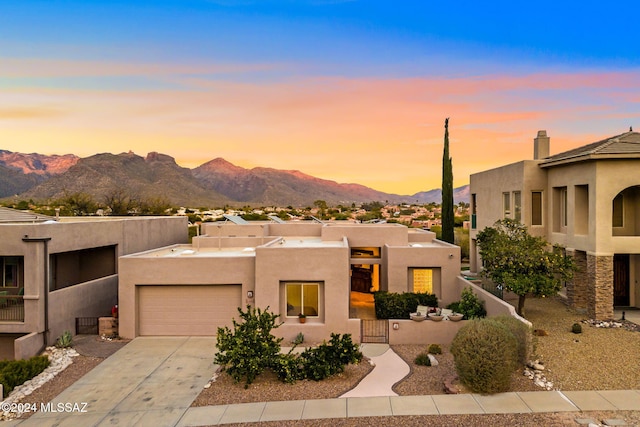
98;317;118;337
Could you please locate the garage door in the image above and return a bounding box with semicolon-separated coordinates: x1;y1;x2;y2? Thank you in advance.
138;285;242;336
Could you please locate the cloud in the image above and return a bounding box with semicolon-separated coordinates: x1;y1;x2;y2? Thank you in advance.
2;61;639;193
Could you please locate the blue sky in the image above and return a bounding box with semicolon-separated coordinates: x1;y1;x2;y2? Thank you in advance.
1;1;639;193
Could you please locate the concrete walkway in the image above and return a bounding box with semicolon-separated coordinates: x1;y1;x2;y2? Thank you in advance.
12;336;216;427
6;337;640;427
340;344;409;398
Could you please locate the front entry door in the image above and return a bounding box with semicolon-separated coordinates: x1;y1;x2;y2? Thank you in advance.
614;254;630;306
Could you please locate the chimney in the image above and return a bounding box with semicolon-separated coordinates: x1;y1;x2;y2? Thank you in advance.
534;130;550;160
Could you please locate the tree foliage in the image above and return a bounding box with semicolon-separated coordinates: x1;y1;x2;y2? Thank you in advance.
476;218;574;316
214;306;283;388
441;118;455;244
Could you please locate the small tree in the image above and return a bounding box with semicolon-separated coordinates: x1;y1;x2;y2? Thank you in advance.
476;218;574;316
214;306;283;388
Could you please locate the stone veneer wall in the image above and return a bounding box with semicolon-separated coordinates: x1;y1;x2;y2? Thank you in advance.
566;250;588;310
587;253;614;320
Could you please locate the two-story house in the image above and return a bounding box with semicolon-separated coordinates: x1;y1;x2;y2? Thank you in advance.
470;130;640;320
0;208;187;360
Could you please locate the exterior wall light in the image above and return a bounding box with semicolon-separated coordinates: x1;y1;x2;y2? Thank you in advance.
449;254;454;259
392;322;399;330
247;291;254;299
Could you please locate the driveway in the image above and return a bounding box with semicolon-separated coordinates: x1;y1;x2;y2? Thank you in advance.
16;337;217;427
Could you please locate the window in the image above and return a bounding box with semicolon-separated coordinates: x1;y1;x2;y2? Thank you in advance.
471;194;477;229
613;193;624;227
350;247;380;258
531;191;543;226
513;191;522;222
285;282;319;317
1;256;24;288
503;193;511;218
411;269;433;293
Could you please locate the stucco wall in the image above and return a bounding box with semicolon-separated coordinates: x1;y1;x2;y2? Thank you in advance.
118;252;256;338
48;275;118;344
255;243;352;344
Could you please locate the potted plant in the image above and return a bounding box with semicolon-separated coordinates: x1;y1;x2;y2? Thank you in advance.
298;313;306;324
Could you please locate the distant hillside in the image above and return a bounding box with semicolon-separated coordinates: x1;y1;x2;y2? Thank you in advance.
19;152;228;206
412;185;470;205
2;148;469;206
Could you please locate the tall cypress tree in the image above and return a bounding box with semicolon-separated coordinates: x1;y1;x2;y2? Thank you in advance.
441;118;455;244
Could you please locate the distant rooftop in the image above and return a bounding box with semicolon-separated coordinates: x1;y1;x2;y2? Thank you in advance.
0;207;55;224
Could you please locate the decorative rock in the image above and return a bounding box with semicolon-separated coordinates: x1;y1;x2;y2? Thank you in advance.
0;347;78;420
427;354;439;366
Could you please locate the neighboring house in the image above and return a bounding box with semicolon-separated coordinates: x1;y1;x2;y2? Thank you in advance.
118;221;461;344
0;207;187;360
469;130;640;320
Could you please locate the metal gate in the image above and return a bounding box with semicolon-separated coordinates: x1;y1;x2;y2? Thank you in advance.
360;319;389;344
76;317;99;335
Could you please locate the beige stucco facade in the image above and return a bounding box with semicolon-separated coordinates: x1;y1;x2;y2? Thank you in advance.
470;131;640;319
0;214;188;359
119;221;461;344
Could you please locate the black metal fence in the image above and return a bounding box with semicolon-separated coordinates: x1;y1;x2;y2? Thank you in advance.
76;317;99;335
0;296;24;322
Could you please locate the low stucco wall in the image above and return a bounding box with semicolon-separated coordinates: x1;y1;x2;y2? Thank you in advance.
453;276;531;327
276;319;361;345
14;331;44;360
48;275;118;344
388;319;467;345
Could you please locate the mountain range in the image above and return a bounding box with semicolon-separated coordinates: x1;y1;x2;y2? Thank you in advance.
0;150;469;207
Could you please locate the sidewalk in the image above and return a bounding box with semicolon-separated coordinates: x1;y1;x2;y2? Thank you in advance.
178;390;640;425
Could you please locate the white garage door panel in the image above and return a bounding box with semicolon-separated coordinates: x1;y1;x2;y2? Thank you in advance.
138;285;241;336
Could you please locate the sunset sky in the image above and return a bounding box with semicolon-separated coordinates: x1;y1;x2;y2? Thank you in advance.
1;1;639;195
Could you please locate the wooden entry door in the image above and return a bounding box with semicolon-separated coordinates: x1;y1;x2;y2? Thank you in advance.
351;266;372;293
613;254;630;306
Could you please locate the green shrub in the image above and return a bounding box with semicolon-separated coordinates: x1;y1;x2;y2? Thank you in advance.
55;330;73;348
292;332;305;345
299;333;362;381
271;352;303;384
0;356;50;398
414;352;431;366
214;306;283;388
373;291;438;319
450;318;518;393
446;301;461;313
571;323;582;334
491;315;532;365
457;287;487;319
427;344;442;355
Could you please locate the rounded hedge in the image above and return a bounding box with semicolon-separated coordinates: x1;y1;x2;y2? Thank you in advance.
491;315;532;365
450;318;518;393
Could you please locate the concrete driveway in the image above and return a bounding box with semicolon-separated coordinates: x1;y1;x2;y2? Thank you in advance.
16;337;217;427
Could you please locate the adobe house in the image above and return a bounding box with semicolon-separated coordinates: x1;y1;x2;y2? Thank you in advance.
469;130;640;319
118;220;463;344
0;208;187;360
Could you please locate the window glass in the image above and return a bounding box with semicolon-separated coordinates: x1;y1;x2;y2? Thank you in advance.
531;191;543;226
412;269;433;293
286;283;319;317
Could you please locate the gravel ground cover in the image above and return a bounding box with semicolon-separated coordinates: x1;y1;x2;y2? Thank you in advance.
12;296;640;425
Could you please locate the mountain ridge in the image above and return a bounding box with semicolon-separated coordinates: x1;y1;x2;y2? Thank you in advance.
0;149;469;206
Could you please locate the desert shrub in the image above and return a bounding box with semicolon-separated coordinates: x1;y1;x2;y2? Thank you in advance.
214;306;283;388
450;318;518;393
491;315;532;365
427;343;442;355
271;352;303;384
373;291;438;319
292;332;305;345
299;333;362;381
414;352;431;366
571;323;582;334
55;330;73;348
0;356;50;398
457;287;487;319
